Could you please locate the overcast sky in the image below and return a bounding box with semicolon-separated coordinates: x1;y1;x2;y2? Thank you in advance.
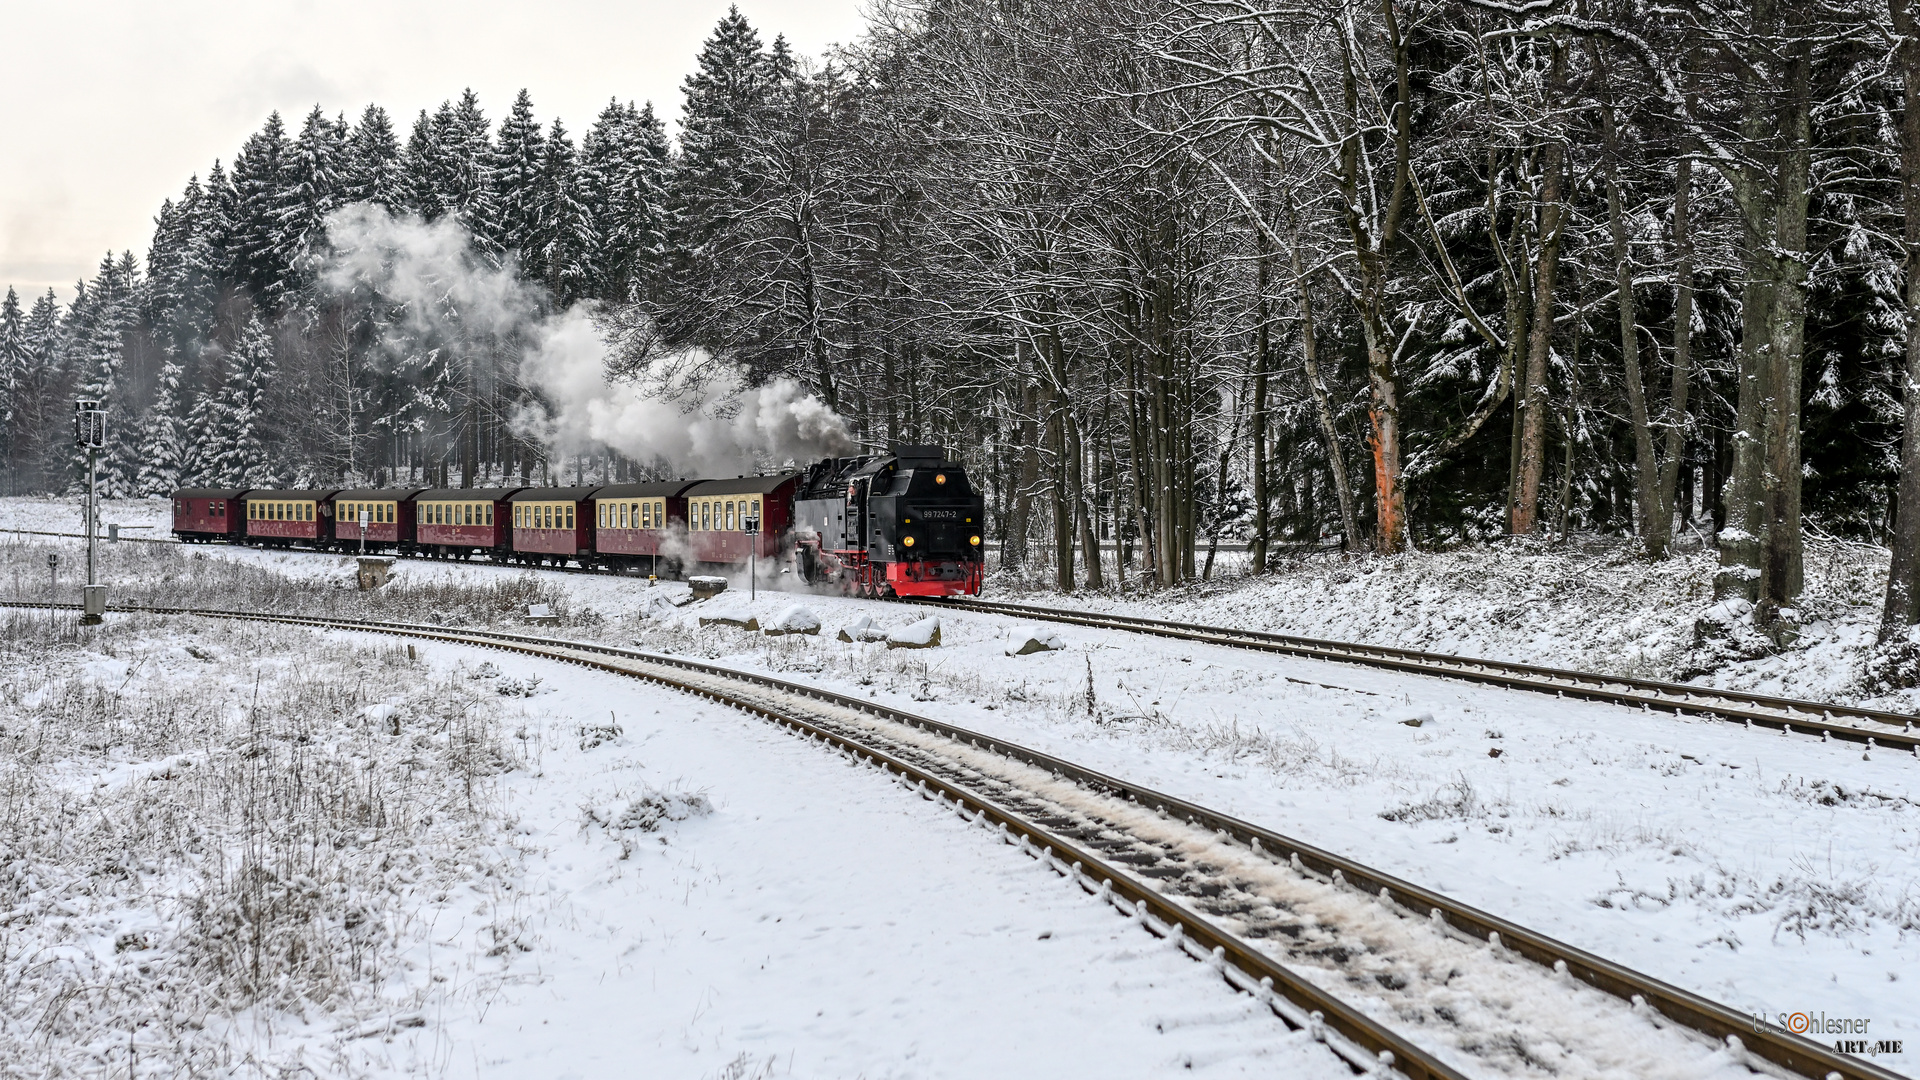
0;0;866;305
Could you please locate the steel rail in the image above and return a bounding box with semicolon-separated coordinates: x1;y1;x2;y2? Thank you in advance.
6;598;1902;1080
909;597;1920;756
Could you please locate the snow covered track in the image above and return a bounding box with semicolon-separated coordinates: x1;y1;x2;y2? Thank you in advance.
9;599;1904;1080
923;597;1920;756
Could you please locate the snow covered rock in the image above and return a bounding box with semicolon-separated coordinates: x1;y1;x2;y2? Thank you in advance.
886;616;942;650
764;605;821;636
1006;625;1064;656
688;575;729;601
1387;705;1434;728
699;608;760;631
836;615;888;642
635;590;681;620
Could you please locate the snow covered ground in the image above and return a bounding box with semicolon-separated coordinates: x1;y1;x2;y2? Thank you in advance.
989;530;1916;712
4;504;1917;1075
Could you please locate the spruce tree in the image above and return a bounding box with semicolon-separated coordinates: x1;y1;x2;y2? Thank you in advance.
228;112;296;304
403;106;452;220
18;291;64;491
0;287;21;491
346;104;404;208
534;118;593;304
673;7;773;261
581;100;673;302
137;352;186;495
70;253;140;494
180;349;225;486
278;106;348;294
490;89;547;268
217;314;277;485
449;90;501;260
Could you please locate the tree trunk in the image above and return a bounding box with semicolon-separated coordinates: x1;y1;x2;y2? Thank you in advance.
1653;154;1696;557
1597;84;1660;553
1250;216;1272;572
1005;371;1039;572
1512;44;1569;535
1047;381;1074;592
1759;38;1813;617
1288;215;1362;552
1884;0;1920;638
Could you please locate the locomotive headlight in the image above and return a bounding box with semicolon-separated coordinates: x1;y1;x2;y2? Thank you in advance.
902;536;915;548
935;473;947;485
969;535;981;546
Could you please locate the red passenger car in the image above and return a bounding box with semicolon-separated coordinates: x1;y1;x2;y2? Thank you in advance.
682;474;799;567
590;480;698;573
415;488;521;558
332;488;425;552
508;487;597;566
244;489;340;547
171;489;248;543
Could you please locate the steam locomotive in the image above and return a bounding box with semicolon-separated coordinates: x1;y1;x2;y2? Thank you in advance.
170;444;986;598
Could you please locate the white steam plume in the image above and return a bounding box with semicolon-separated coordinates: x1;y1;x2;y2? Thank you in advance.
515;306;855;475
318;203;855;476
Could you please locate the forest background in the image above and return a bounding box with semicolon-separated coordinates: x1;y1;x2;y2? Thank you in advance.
6;0;1920;639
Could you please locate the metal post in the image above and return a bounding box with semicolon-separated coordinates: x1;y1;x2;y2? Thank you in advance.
75;401;106;625
87;447;97;588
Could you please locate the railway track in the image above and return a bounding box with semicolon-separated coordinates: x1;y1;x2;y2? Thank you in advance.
5;598;1902;1080
12;524;1920;754
916;597;1920;756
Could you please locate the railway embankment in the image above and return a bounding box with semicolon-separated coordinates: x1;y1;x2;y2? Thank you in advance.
986;533;1915;713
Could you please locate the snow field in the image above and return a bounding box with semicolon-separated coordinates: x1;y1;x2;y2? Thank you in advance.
362;634;1358;1079
601;654;1780;1078
9;508;1919;1072
0;609;523;1078
587;592;1918;1071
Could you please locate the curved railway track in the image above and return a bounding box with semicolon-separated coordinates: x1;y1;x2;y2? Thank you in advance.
4;598;1904;1080
914;597;1920;756
13;526;1915;756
